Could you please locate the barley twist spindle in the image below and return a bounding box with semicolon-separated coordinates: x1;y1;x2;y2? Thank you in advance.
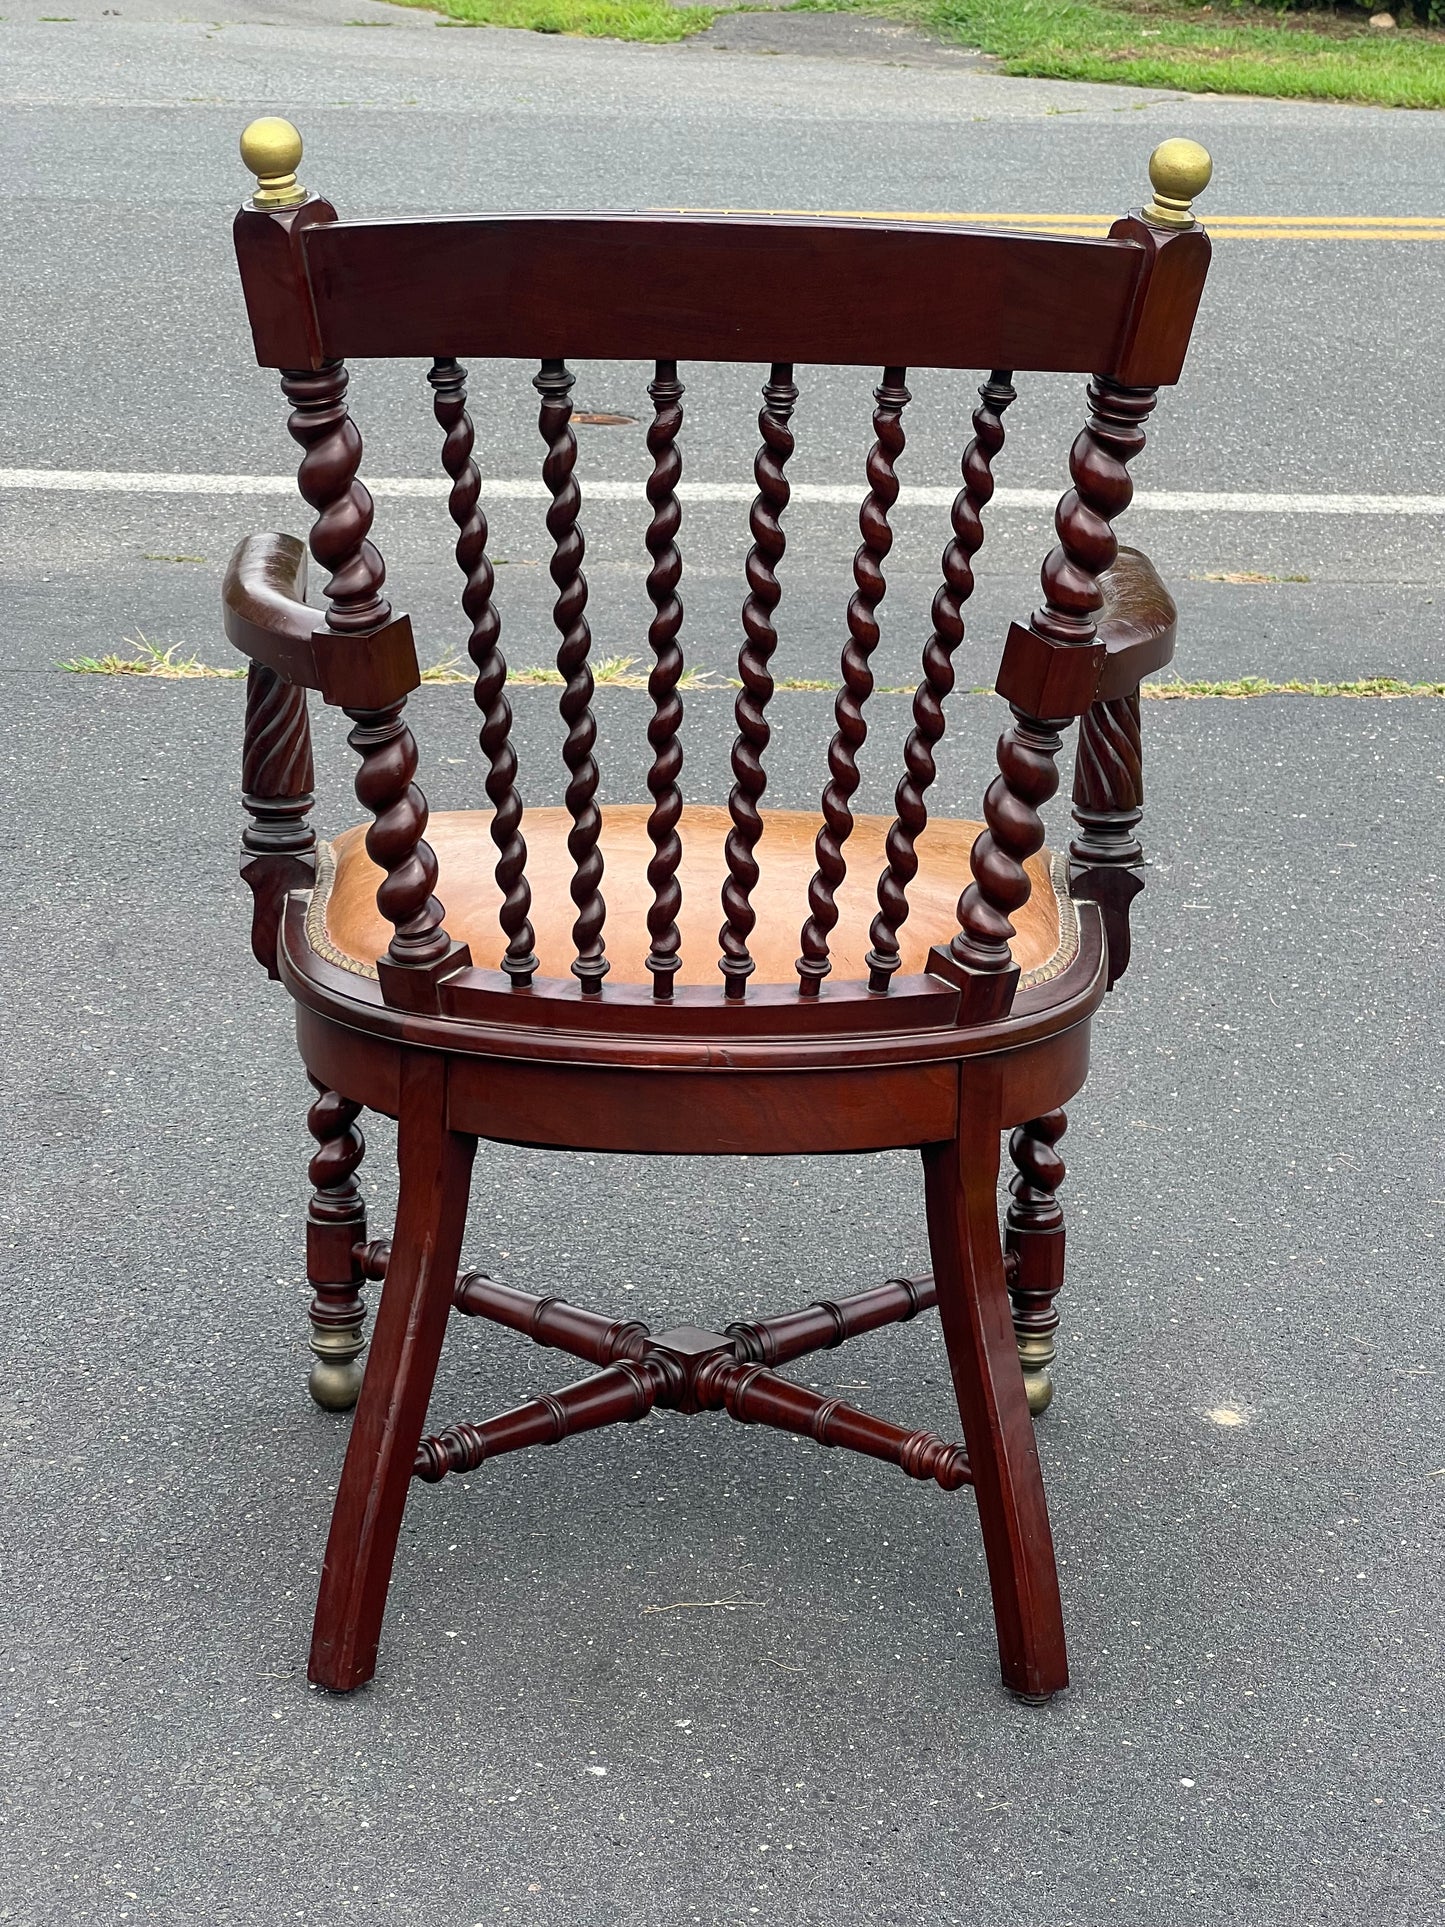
282;361;389;635
798;368;909;993
643;359;686;995
283;360;454;973
949;376;1157;1004
868;372;1014;992
430;357;537;984
536;357;608;990
721;363;797;996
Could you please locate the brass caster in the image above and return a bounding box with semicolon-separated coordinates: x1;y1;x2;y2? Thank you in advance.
1023;1367;1055;1418
1015;1330;1056;1417
308;1321;366;1412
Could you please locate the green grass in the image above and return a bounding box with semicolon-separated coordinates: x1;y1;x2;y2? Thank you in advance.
801;0;1445;110
384;0;715;41
53;644;1444;701
385;0;1445;109
1143;674;1445;697
60;633;242;679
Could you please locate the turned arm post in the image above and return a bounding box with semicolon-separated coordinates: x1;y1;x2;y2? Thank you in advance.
934;377;1159;1021
932;141;1212;1021
1069;686;1146;988
240;661;316;976
234;119;470;1012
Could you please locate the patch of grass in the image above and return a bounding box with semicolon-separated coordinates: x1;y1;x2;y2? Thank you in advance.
506;654;724;688
384;0;715;40
640;671;1445;698
1194;570;1311;584
799;0;1445;110
1144;674;1445;697
420;653;471;683
59;633;242;679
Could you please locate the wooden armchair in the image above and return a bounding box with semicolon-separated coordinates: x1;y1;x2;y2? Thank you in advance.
226;119;1212;1700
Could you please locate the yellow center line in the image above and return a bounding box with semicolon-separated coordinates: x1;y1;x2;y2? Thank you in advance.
659;207;1445;242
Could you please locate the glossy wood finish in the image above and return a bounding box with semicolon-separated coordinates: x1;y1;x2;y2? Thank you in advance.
799;367;908;992
1005;1109;1068;1417
299;215;1151;372
721;364;797;996
430;355;538;986
309;1054;477;1693
941;377;1160;1023
924;1077;1066;1699
643;359;686;995
240;660;315;977
536;357;608;992
868;370;1016;992
304;1078;369;1412
228;161;1211;1702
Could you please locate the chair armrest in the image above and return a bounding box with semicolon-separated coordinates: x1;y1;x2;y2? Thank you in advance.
995;543;1176;719
1094;545;1176;699
1066;546;1173;991
223;532;320;685
222;531;421;707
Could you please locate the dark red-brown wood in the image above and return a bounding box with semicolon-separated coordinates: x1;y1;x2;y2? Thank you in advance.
297;215;1154;373
227;148;1212;1705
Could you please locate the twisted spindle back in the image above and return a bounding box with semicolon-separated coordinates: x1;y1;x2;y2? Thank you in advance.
234;159;1211;1023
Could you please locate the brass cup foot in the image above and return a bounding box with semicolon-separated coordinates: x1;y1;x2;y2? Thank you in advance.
308;1318;366;1412
1014;1331;1056;1418
1022;1367;1055;1418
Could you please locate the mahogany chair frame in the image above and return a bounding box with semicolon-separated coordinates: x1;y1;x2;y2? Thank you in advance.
226;121;1212;1701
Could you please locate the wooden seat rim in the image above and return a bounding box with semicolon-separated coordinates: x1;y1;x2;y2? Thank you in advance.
277;890;1107;1074
292;993;1097;1154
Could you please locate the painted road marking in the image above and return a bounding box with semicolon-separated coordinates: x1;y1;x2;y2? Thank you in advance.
1;469;1442;515
661;209;1445;242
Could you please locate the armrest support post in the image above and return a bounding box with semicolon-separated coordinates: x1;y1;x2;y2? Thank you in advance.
280;358;470;1010
936;375;1158;1020
1070;686;1146;988
240;661;316;977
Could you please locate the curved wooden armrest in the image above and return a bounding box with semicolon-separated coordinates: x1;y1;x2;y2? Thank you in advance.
1067;546;1172;991
995;544;1176;719
224;532;320;685
1095;545;1176;699
223;531;421;708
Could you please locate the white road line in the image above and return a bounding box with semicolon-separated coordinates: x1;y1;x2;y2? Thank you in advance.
1;468;1442;516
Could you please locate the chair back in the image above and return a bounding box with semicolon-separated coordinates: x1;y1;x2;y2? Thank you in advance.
227;121;1212;1023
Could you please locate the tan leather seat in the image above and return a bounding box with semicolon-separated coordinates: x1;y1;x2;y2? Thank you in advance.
316;806;1073;987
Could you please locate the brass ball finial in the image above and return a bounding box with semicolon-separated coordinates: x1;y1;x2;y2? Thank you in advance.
1143;137;1213;229
240;117;306;208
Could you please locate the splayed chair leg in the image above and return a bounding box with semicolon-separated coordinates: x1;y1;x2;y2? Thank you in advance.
308;1057;476;1693
923;1077;1067;1702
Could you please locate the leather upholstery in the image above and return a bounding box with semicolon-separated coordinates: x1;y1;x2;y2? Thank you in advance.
319;805;1069;987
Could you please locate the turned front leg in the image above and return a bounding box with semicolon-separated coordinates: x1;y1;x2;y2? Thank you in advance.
1005;1110;1067;1416
305;1078;369;1411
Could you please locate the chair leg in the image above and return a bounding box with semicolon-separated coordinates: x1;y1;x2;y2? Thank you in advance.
1005;1109;1068;1418
922;1088;1068;1702
308;1056;477;1694
305;1078;369;1412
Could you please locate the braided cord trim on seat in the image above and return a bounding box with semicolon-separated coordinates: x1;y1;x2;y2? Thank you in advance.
1019;852;1079;991
306;841;381;979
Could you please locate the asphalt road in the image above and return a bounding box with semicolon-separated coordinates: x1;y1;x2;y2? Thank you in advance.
1;5;1443;1926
